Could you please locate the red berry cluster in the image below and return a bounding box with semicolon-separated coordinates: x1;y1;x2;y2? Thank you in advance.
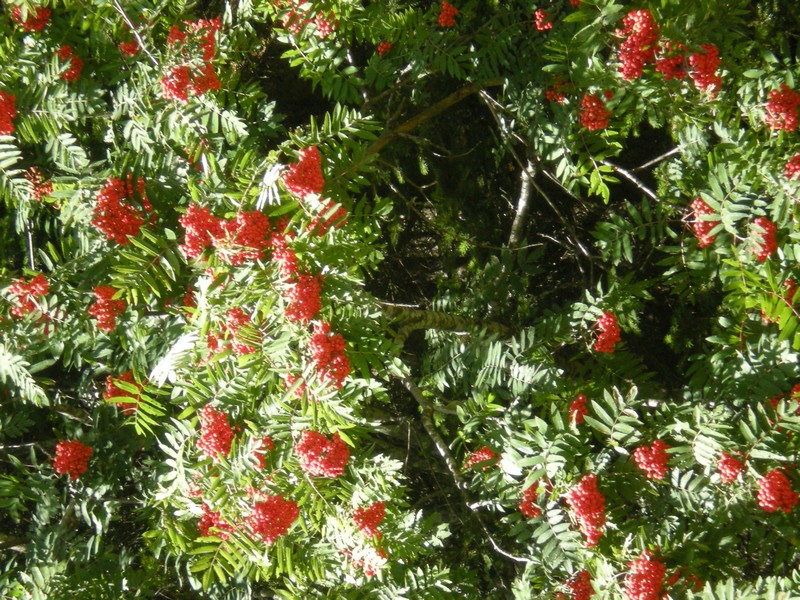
8;273;48;318
752;216;778;262
197;405;235;461
464;445;500;470
53;440;93;480
534;9;553;31
10;6;51;32
616;9;659;81
279;1;336;39
633;440;670;480
88;285;125;332
569;394;588;425
246;495;300;544
309;321;352;388
225;307;260;355
253;436;274;470
717;452;745;484
197;503;234;540
284;274;322;323
757;469;798;513
295;430;350;478
689;44;722;96
353;501;385;538
438;0;458;28
594;311;621;353
217;211;271;265
91;176;151;245
579;93;611;131
666;568;703;593
119;40;140;57
0;90;17;135
283;146;325;199
545;80;570;104
565;474;606;547
161;66;192;103
56;45;84;82
179;204;224;258
689;198;719;248
271;232;299;279
765;84;800;132
785;154;800;179
623;551;666;600
376;41;392;56
519;482;542;518
566;570;594;600
283;372;307;398
308;200;347;235
655;41;687;81
103;370;141;415
162;18;222;102
26;167;52;201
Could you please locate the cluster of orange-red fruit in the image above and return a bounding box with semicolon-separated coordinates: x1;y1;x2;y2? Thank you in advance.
91;176;151;245
594;311;621;353
7;273;48;318
53;440;93;480
161;18;222;103
87;285;126;332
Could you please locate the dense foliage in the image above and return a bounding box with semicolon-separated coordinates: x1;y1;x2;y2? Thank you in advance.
2;0;800;598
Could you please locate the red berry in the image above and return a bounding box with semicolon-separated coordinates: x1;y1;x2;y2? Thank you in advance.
717;452;745;483
757;469;798;513
632;440;670;480
283;146;325;198
519;482;542;518
623;550;666;600
353;501;385;538
464;445;501;470
295;430;350;478
196;405;235;461
438;0;458;28
752;216;777;262
0;90;16;135
689;198;719;248
565;474;606;547
580;94;611;131
87;286;126;332
53;440;93;480
569;394;588;425
246;495;299;544
594;311;621;353
309;321;351;388
765;84;800;132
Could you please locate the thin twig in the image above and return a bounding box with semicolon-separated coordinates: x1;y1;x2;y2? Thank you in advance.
632;147;681;172
25;221;35;270
399;377;531;565
112;0;159;67
600;160;660;203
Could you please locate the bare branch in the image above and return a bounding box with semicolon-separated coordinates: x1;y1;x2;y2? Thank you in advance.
508;161;535;247
633;147;681;172
112;0;159;67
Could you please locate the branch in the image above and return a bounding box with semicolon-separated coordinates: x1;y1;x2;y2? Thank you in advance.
400;377;467;491
379;303;512;346
0;534;27;553
507;161;535;247
364;78;504;158
633;147;681;172
600;159;676;207
112;0;159;67
399;377;531;564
